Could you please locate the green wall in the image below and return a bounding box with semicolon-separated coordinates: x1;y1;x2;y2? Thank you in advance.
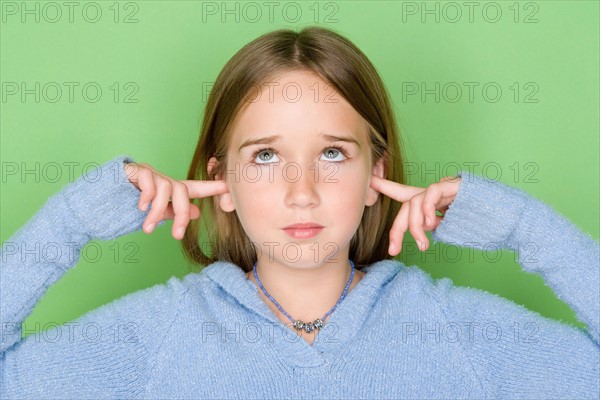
1;1;598;337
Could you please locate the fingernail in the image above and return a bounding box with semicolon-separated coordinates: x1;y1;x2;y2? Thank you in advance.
389;242;395;254
141;203;149;212
425;216;431;226
146;223;155;233
176;227;185;238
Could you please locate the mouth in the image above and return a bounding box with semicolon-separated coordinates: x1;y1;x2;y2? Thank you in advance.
283;222;324;229
282;222;325;239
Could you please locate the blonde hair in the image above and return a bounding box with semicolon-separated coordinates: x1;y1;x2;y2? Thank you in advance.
182;26;405;272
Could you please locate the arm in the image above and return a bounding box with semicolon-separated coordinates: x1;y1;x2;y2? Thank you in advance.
0;155;170;397
429;171;599;398
431;171;599;344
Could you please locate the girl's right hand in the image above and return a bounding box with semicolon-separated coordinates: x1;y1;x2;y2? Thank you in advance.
123;161;229;240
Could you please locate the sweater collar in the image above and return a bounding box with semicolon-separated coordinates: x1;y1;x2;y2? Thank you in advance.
203;259;402;367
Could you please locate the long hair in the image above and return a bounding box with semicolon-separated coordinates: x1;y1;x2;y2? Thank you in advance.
181;26;405;273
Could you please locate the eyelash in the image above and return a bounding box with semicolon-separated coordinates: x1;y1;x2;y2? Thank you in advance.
249;145;351;165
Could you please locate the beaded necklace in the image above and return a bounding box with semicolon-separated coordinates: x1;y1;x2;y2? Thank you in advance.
251;260;356;333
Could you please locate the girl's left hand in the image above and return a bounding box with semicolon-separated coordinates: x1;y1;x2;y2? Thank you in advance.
369;175;462;256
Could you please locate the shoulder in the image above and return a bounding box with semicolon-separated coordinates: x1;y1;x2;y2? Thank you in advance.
381;259;535;317
4;272;195;394
403;262;599;357
380;259;591;341
376;259;446;298
49;272;196;348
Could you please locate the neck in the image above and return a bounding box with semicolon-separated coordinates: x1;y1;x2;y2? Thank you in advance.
246;258;364;324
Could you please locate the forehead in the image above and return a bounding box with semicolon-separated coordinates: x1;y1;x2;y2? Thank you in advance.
228;70;368;146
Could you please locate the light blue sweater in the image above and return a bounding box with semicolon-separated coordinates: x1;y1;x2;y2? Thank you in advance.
1;155;599;399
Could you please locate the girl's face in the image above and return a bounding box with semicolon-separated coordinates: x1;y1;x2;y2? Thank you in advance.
212;70;384;270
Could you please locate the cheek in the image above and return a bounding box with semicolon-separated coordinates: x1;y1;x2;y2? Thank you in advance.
326;162;370;193
321;170;369;214
230;179;275;221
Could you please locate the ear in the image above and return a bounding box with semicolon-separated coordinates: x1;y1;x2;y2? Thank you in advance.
365;153;386;207
207;156;236;212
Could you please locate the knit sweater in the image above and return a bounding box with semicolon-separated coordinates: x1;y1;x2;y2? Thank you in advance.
1;155;598;399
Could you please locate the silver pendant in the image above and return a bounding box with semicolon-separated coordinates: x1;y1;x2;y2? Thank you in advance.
294;318;324;333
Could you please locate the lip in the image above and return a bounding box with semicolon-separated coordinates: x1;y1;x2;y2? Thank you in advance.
282;222;324;240
283;222;324;229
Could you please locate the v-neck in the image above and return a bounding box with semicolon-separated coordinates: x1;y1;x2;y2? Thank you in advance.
202;260;402;367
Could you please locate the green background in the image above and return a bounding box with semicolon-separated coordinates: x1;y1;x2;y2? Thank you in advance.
1;1;598;337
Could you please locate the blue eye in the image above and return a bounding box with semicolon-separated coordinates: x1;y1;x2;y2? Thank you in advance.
250;146;350;165
322;147;345;161
252;148;276;164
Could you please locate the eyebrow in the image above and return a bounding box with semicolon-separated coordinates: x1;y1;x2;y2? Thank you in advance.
237;132;361;153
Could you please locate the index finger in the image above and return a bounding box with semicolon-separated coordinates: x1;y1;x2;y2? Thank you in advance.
180;180;229;199
370;175;425;202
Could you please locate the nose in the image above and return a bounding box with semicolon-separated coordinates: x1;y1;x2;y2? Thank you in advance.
284;161;320;208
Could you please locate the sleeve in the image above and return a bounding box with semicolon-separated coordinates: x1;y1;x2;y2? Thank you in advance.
0;154;170;398
429;171;600;398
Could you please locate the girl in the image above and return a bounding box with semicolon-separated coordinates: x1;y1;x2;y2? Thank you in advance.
1;26;598;399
